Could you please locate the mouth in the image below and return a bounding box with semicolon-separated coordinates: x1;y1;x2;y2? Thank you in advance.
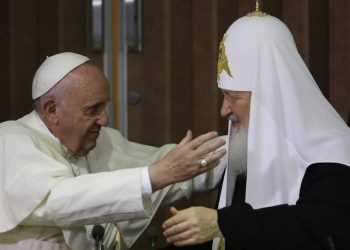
231;121;240;128
87;129;100;139
228;114;240;127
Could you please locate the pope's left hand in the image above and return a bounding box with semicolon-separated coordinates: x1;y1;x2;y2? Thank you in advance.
162;206;223;246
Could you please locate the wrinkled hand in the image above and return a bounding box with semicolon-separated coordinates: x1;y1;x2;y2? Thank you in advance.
149;131;226;190
162;206;222;246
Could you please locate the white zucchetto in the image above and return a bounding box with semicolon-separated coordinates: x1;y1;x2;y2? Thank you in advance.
32;52;90;99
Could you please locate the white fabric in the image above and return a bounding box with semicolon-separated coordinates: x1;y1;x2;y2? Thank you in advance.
225;121;235;206
0;111;227;249
142;168;153;195
212;166;229;250
32;52;89;99
212;121;234;250
116;135;228;248
217;15;350;209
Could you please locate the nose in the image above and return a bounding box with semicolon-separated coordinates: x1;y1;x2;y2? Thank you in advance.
97;109;109;126
220;98;232;118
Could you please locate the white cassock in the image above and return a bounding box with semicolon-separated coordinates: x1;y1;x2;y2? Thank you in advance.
0;111;226;250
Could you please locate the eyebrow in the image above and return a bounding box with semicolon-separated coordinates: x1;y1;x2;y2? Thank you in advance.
222;90;238;96
83;99;109;110
221;90;231;95
83;95;111;108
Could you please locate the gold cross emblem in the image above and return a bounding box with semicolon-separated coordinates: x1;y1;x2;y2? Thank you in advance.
217;35;233;81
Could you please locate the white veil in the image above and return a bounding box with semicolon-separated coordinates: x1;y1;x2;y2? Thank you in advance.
217;15;350;209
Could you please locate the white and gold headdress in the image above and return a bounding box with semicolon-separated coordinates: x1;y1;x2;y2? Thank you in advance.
217;2;350;209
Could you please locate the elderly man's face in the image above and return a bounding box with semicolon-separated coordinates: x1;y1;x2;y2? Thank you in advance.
55;64;110;156
220;90;251;132
220;90;251;175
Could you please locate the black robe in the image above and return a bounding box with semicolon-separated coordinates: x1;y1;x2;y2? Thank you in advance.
161;163;350;250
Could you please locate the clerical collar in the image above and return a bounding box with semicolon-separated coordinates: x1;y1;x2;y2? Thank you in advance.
33;111;83;161
33;111;57;141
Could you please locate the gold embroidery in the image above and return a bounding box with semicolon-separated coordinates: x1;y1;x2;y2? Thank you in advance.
217;237;225;250
113;230;121;250
217;35;233;81
247;0;268;17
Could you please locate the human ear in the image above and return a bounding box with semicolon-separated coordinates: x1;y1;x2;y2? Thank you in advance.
42;98;59;125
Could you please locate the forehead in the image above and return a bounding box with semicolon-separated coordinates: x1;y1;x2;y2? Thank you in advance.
69;63;106;83
61;64;110;103
66;64;108;90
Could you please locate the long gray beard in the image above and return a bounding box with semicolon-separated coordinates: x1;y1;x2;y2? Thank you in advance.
228;125;248;176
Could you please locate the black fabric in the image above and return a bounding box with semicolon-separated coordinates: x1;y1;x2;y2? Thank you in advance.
159;241;212;250
160;163;350;250
218;162;350;250
231;173;247;205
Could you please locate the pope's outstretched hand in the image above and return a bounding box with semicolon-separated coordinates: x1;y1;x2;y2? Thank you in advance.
149;131;226;191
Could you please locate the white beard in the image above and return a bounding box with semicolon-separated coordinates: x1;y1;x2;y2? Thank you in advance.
228;124;248;176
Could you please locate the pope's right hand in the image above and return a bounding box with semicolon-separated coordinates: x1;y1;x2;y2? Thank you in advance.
149;130;226;191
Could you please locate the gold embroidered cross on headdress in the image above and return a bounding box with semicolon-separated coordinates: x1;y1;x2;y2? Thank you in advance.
217;35;233;81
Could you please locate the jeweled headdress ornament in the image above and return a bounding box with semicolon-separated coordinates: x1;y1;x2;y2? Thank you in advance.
247;0;268;17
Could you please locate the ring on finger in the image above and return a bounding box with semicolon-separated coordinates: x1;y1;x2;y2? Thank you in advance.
199;158;209;167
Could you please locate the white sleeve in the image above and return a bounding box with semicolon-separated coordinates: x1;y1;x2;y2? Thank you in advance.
28;167;151;227
117;152;228;248
141;167;153;213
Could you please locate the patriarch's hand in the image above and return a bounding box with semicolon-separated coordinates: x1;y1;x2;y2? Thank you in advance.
162;206;223;246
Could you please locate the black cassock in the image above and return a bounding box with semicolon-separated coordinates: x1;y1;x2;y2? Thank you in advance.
161;163;350;250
